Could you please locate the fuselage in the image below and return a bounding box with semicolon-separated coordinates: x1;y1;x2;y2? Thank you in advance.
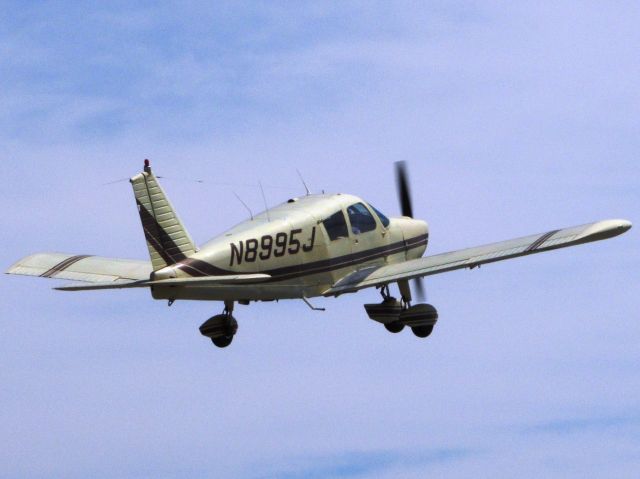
151;193;428;301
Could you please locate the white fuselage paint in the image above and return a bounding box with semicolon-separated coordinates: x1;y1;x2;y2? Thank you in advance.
150;193;428;302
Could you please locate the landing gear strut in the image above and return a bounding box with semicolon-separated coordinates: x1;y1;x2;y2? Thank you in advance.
199;301;238;348
364;285;404;332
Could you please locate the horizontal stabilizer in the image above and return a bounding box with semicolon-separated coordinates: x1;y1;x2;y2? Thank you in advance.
54;273;271;291
148;274;271;286
6;253;151;283
54;280;150;291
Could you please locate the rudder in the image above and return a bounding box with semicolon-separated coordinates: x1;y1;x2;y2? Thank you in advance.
130;160;197;271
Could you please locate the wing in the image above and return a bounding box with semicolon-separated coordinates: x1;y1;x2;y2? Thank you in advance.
326;219;632;295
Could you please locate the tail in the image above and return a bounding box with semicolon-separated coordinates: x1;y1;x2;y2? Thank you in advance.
130;160;197;271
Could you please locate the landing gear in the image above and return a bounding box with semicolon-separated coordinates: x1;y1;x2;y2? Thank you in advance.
411;325;434;338
365;284;439;339
211;334;234;348
364;285;404;331
384;321;405;333
199;301;238;348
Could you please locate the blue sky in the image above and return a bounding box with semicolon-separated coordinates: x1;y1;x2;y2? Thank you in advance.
1;1;639;477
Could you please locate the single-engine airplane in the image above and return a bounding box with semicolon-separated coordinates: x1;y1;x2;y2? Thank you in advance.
7;160;632;347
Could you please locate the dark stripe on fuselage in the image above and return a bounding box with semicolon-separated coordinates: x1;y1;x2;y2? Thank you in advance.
136;199;187;266
264;234;428;281
176;258;230;276
173;234;428;282
525;230;559;252
40;255;93;278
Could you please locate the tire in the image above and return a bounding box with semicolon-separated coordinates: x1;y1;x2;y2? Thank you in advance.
212;335;233;348
384;322;405;333
411;325;433;338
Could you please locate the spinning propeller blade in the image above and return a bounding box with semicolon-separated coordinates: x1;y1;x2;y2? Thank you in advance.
395;161;425;301
395;161;413;218
413;277;426;302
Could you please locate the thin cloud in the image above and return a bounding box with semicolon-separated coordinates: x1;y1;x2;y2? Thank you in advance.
524;415;640;435
250;448;476;479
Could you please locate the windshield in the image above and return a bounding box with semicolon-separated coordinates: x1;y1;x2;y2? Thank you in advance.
369;204;390;228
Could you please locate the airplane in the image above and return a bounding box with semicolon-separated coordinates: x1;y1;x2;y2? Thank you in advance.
6;160;632;348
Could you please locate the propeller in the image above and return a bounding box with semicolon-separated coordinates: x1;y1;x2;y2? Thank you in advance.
394;161;426;302
395;161;413;218
413;275;426;302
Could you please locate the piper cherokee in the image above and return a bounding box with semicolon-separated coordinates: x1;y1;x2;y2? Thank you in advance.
7;160;632;348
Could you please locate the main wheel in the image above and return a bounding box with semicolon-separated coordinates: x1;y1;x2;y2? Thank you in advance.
384;322;404;333
411;325;434;338
212;335;233;348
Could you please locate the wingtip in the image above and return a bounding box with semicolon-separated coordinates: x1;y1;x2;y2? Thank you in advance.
618;219;632;232
607;218;632;234
580;219;632;243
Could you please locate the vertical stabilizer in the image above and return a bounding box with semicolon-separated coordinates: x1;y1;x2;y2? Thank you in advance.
130;160;197;271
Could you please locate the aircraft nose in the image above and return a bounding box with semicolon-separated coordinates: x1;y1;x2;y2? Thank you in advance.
404;219;428;238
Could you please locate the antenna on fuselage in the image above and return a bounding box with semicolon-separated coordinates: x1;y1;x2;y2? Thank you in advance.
233;192;254;220
296;169;310;196
259;181;271;222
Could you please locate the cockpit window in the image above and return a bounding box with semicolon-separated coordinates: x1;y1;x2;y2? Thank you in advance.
323;210;349;241
369;204;390;228
347;203;377;234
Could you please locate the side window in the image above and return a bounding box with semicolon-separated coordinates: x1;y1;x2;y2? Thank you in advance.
323;210;349;241
347;203;377;234
369;204;390;228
